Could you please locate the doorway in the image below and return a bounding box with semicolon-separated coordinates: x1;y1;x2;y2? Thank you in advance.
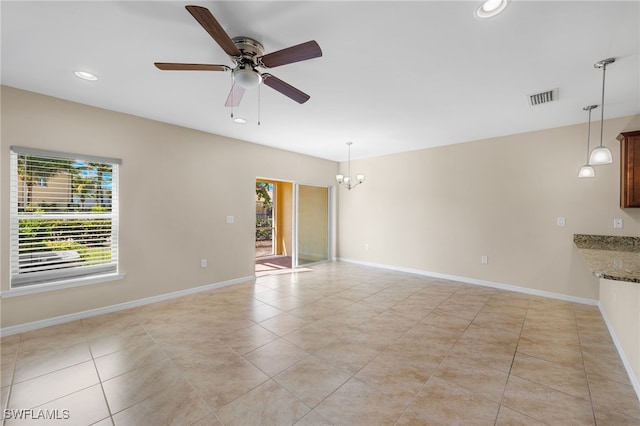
255;179;293;275
255;180;331;275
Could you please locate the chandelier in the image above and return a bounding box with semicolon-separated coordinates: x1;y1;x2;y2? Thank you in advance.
336;142;365;190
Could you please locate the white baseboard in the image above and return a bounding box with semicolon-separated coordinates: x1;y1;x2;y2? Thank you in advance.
337;258;598;306
0;275;255;337
598;303;640;402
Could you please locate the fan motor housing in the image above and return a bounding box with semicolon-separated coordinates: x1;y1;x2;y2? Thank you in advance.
232;37;264;65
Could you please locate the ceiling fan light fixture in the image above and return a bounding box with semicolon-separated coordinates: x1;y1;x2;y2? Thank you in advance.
233;67;262;89
475;0;508;18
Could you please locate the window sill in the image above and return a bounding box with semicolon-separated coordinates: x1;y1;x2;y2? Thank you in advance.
1;273;126;298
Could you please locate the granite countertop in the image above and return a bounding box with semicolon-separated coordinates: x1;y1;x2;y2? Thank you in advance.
574;234;640;283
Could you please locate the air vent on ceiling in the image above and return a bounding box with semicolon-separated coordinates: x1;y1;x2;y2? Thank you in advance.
528;88;559;106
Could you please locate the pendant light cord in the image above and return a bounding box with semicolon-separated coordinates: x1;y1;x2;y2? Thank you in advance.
348;143;352;180
599;63;607;147
586;107;592;161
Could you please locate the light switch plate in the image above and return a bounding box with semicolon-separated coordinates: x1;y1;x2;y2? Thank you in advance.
556;217;566;227
614;218;623;229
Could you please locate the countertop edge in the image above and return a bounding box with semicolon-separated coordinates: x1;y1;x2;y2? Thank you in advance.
574;234;640;284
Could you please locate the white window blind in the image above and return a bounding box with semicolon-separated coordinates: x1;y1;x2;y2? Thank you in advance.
10;147;120;288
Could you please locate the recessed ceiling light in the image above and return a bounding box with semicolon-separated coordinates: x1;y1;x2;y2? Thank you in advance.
233;117;247;124
73;70;98;81
475;0;508;18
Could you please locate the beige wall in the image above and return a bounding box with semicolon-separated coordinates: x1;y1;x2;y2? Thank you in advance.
599;278;640;390
599;278;640;388
0;86;337;328
337;114;640;301
3;84;640;331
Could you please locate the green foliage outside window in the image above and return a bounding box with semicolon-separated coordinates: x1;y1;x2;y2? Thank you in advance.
256;217;273;241
16;154;114;270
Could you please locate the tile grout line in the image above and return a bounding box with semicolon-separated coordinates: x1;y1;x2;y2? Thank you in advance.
450;289;505;426
393;286;492;425
84;322;114;425
1;332;23;426
9;326;109;425
493;294;531;425
267;275;424;424
572;304;599;426
250;284;377;409
500;301;602;424
136;320;222;424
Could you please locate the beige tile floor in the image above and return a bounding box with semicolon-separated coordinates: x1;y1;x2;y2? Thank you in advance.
1;262;640;425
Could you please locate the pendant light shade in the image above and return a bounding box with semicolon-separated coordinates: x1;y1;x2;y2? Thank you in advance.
578;165;596;178
579;104;598;178
589;58;615;166
588;146;613;165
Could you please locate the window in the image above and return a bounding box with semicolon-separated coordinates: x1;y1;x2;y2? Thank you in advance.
10;146;120;289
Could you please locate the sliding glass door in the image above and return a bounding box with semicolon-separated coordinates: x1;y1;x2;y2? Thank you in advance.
294;184;330;267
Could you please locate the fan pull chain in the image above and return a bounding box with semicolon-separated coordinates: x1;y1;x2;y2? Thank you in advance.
257;82;261;126
230;74;234;119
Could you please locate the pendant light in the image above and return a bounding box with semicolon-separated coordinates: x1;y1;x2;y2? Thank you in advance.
578;105;598;178
336;142;365;190
589;58;615;165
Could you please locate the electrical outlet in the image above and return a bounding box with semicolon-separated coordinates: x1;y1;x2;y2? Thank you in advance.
613;218;623;229
200;259;207;268
481;256;488;264
614;258;623;269
556;217;565;227
226;216;234;224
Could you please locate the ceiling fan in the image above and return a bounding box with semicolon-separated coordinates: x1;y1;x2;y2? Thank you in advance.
154;5;322;106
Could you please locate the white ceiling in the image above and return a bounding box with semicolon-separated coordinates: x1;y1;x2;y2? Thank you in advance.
2;1;639;162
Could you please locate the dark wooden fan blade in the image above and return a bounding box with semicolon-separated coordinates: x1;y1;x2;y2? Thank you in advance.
155;63;230;71
185;5;241;57
259;41;322;68
225;84;246;107
262;74;310;104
